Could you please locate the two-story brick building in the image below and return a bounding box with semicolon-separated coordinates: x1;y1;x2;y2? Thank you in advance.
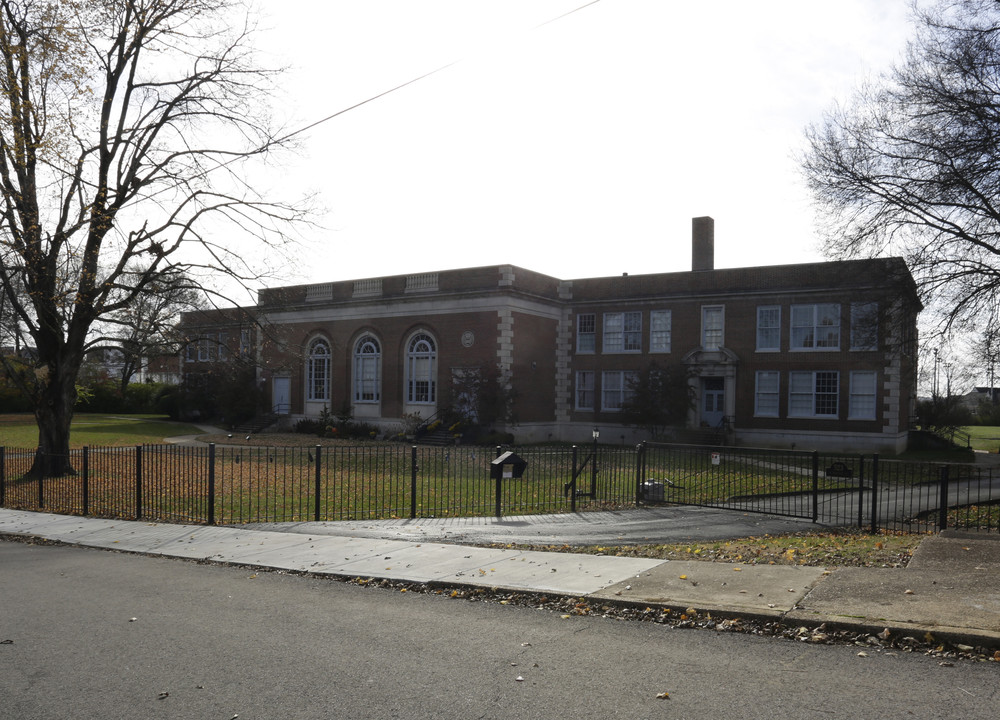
180;217;921;452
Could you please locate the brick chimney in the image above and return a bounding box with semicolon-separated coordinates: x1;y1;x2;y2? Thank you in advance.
692;216;714;271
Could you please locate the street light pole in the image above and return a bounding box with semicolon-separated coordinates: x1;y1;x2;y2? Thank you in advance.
591;428;599;499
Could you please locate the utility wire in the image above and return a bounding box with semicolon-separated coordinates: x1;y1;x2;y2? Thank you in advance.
276;0;603;145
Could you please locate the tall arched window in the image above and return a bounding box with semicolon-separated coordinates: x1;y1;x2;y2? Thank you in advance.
407;333;436;403
353;335;381;402
307;337;331;402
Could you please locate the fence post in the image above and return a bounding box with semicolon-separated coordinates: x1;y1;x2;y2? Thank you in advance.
570;445;578;513
938;465;950;532
495;445;503;519
811;451;819;522
135;445;143;520
410;446;418;519
314;445;322;522
82;447;89;517
36;449;44;509
635;442;645;506
207;443;216;525
870;454;879;534
856;454;864;529
0;447;5;508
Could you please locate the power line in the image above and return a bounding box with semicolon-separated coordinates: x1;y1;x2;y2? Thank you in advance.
277;0;603;144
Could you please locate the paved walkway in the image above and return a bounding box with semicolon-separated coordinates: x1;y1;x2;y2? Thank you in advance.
2;507;998;650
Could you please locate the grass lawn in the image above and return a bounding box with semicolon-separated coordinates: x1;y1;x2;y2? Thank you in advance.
493;530;924;568
964;425;1000;453
0;413;207;449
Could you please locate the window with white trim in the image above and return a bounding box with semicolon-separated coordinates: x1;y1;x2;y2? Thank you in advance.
754;371;780;417
789;370;839;417
185;342;196;362
197;337;213;362
603;312;642;353
756;306;780;351
575;371;594;410
353;335;381;402
307;338;331;402
650;310;671;353
791;304;840;350
850;302;878;350
702;305;724;350
849;371;877;419
217;333;228;361
239;329;251;357
407;333;436;403
576;313;595;353
602;370;637;411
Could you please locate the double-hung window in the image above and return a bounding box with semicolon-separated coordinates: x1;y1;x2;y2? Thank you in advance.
702;306;724;350
602;370;637;411
791;304;840;350
576;314;595;353
756;306;780;351
789;371;839;418
217;333;229;361
575;371;595;411
603;312;642;353
850;302;878;350
754;371;780;417
849;371;877;419
650;310;671;353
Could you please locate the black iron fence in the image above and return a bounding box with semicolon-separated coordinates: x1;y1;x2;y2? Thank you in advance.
1;442;998;534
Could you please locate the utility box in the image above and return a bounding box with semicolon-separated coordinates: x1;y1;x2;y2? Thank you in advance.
490;451;527;480
642;481;665;502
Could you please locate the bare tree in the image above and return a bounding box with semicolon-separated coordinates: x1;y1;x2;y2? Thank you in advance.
802;0;1000;333
91;266;202;391
0;0;304;476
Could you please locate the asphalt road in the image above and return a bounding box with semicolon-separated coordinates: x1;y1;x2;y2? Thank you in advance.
2;540;998;720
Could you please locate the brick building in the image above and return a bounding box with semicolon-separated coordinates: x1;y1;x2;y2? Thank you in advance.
180;218;921;453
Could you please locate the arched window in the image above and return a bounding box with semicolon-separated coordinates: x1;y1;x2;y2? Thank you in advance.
307;337;331;402
407;333;436;403
353;335;381;402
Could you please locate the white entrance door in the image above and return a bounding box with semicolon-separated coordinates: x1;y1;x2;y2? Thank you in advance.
272;376;291;414
701;377;725;427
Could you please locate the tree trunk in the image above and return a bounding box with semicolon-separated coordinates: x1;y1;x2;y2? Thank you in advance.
29;370;78;478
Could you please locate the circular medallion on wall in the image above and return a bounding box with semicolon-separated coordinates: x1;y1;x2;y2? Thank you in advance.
461;330;475;348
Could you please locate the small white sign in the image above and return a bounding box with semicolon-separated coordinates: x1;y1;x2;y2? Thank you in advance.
711;452;720;465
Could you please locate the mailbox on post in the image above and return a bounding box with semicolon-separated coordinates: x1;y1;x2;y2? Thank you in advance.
490;450;528;517
490;451;527;480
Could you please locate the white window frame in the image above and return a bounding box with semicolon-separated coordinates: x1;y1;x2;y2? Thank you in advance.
601;370;637;412
850;302;879;351
789;370;839;418
754;370;780;417
603;311;642;354
307;337;331;402
791;304;840;351
702;305;724;350
239;329;251;357
217;333;228;361
353;335;381;403
576;313;595;353
185;342;196;362
756;306;780;351
575;371;594;411
849;371;878;420
650;310;671;353
407;332;437;404
197;337;213;362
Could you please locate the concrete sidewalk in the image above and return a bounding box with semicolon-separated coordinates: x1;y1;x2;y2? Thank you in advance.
2;508;999;650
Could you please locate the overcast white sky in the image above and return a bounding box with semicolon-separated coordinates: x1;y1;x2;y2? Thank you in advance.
254;0;914;288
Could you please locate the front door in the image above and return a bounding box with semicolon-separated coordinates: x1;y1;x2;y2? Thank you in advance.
701;377;725;427
272;376;291;414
